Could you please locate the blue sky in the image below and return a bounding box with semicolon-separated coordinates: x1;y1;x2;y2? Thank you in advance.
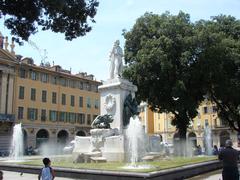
1;0;240;81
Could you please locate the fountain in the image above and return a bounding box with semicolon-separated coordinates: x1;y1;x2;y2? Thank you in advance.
204;125;212;155
73;40;153;165
126;116;146;165
10;123;24;160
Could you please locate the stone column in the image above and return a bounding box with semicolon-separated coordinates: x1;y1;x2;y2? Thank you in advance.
0;73;7;114
7;74;14;114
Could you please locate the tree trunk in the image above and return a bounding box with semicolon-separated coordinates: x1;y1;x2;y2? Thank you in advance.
178;127;187;156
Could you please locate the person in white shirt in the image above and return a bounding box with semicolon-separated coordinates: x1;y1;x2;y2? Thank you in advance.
38;157;55;180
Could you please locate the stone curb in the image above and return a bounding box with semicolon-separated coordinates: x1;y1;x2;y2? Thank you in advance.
0;160;222;180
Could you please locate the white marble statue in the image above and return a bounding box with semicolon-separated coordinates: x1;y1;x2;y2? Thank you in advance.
109;40;123;79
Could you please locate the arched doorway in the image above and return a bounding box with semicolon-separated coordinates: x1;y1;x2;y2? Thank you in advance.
220;131;230;146
36;129;49;148
57;130;69;146
188;132;197;147
76;130;86;136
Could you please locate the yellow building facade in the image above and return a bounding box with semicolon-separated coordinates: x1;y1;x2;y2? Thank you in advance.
0;35;101;153
140;100;237;148
0;38;17;155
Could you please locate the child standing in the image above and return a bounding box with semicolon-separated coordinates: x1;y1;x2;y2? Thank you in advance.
38;157;55;180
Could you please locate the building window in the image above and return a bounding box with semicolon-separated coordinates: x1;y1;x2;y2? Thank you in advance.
79;82;83;90
212;106;217;113
87;83;91;91
92;85;98;92
19;86;24;99
30;71;37;80
52;92;57;104
41;109;46;121
27;108;38;120
69;80;75;88
51;76;57;85
69;113;76;123
85;83;90;91
79;96;83;107
87;114;91;125
60;78;67;87
18;107;24;119
94;99;99;109
20;69;26;78
77;113;85;124
60;112;66;122
40;73;48;83
87;97;91;108
49;110;57;121
62;94;66;105
42;90;47;102
158;123;160;130
30;88;36;101
203;106;208;114
70;95;75;106
205;119;209;127
66;112;69;122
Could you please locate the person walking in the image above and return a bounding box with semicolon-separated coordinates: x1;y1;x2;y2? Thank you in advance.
38;157;55;180
218;139;239;180
212;145;219;155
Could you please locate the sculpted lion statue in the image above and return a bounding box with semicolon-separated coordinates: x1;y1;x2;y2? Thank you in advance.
91;114;114;129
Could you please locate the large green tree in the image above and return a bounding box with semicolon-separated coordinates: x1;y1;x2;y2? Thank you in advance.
0;0;99;43
196;15;240;133
124;12;205;154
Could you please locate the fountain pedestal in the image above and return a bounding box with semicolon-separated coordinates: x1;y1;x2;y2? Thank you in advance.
98;78;137;133
73;78;138;162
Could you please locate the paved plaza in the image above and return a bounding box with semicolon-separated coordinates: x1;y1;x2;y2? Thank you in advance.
1;170;80;180
1;169;222;180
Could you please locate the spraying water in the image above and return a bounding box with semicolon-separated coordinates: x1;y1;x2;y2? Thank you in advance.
126;116;146;166
204;125;212;155
10;124;24;160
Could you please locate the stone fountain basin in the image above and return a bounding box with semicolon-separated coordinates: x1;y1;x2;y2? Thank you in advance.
0;157;222;180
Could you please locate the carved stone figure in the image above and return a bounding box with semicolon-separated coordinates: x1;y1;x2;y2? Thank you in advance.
109;40;123;79
123;93;139;127
91;114;114;129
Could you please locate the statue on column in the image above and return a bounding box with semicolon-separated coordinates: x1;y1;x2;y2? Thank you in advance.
109;40;123;79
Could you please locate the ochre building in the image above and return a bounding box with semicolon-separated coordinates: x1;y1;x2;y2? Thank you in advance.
139;100;236;149
0;34;101;153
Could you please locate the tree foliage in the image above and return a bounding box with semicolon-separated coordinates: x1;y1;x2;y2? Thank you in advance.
124;12;205;140
124;12;240;137
0;0;99;43
196;15;240;132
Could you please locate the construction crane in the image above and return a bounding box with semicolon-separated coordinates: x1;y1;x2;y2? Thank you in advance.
27;40;48;65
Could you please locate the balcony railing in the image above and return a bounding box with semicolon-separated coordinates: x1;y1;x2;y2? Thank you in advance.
0;114;15;122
